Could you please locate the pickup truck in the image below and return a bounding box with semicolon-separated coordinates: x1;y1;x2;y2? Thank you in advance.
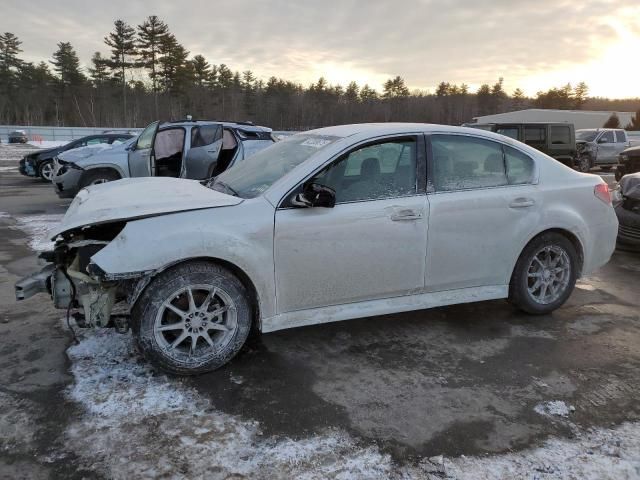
575;128;630;172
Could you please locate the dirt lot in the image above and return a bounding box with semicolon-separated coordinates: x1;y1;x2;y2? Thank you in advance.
1;144;639;479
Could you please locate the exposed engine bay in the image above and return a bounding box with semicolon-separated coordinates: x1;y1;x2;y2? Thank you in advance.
15;221;135;331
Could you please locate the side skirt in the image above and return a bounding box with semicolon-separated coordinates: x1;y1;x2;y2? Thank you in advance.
261;285;508;333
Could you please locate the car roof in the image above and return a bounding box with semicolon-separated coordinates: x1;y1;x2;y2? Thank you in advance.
160;120;271;132
305;122;517;139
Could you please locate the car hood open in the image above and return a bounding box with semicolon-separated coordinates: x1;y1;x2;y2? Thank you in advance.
50;177;242;238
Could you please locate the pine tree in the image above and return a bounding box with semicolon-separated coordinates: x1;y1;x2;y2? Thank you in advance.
512;88;526;109
88;52;109;85
573;82;588;109
158;34;189;94
0;32;23;93
191;55;211;87
138;15;169;115
383;76;409;98
104;19;137;123
50;42;84;87
603;113;621;128
360;84;378;101
345;81;359;102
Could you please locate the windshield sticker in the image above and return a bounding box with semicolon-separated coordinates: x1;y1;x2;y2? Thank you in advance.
301;138;332;148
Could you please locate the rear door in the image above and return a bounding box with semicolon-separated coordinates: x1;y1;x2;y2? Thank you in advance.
425;133;540;291
183;124;223;179
128;121;159;177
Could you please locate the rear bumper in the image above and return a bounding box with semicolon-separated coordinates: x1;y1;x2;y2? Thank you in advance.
582;213;619;276
15;264;55;300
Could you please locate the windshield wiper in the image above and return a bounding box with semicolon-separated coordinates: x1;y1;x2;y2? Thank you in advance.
212;180;238;197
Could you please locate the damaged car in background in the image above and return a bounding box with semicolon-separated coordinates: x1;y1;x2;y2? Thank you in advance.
53;119;274;198
613;172;640;251
16;124;618;375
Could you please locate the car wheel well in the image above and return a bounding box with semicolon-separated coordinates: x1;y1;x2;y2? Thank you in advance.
133;257;261;330
519;228;584;277
83;167;121;179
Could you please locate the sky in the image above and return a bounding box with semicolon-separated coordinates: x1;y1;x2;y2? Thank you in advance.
2;0;640;98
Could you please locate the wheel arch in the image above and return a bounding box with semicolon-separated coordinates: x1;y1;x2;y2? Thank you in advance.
131;256;262;331
513;227;585;280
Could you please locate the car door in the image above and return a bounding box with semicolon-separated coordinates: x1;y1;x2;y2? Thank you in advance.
128;121;159;177
425;134;540;291
183;124;223;179
595;131;616;163
274;135;429;313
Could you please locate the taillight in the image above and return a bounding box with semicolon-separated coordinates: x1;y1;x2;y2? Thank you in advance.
594;183;611;205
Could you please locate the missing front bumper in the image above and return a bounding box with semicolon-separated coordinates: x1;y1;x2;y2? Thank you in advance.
15;264;55;300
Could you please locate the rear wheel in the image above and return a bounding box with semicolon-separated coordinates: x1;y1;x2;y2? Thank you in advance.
38;160;54;182
509;233;578;315
132;261;252;375
80;169;120;188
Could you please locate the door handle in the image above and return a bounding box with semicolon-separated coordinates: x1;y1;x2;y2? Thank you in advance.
509;198;535;208
390;209;422;221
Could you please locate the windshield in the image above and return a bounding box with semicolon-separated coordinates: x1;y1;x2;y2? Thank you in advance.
212;133;340;198
576;130;598;142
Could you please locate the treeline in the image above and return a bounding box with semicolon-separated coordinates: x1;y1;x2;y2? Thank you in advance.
1;19;640;129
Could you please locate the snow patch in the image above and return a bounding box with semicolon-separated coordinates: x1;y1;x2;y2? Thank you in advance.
534;400;573;418
13;214;64;251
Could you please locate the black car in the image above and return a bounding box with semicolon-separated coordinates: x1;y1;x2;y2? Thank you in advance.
8;130;28;143
20;133;134;182
615;172;640;251
615;145;640;181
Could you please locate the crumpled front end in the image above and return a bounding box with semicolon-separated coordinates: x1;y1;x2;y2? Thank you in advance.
14;221;136;329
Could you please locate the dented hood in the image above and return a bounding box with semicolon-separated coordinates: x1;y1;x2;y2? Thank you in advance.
50;177;242;238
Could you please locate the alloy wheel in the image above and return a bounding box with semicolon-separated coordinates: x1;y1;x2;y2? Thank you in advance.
526;245;571;305
41;162;54;181
153;284;237;359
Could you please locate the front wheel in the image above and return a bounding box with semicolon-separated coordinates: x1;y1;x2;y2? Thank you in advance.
509;233;578;315
575;154;591;173
80;169;120;188
132;261;253;375
38;160;54;182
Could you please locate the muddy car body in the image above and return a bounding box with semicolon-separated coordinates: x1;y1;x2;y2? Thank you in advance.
16;123;618;374
53;120;274;198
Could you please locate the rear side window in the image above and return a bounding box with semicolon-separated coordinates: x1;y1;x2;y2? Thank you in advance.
191;125;222;148
550;126;571;145
615;131;626;143
431;135;507;191
524;127;546;145
504;146;535;184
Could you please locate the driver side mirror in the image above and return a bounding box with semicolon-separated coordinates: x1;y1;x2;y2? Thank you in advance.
292;182;336;208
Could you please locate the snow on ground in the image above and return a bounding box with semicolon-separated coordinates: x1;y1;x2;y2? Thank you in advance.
534;400;574;418
12;214;64;251
0;165;18;172
63;328;640;480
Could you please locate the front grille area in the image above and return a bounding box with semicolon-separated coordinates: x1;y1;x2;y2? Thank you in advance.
619;224;640;241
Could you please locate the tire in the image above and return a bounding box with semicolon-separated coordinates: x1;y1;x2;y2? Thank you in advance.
509;232;578;315
38;160;54;182
80;169;120;188
132;261;253;375
576;154;591;173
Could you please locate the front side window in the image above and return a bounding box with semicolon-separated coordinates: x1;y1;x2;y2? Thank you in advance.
599;131;614;143
615;131;627;143
313;139;417;203
550;126;571;145
136;121;159;150
524;127;546;145
431;135;507;191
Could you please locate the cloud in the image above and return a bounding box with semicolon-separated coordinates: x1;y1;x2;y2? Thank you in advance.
1;0;638;96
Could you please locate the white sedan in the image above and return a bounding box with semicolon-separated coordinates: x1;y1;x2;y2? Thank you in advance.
16;124;618;374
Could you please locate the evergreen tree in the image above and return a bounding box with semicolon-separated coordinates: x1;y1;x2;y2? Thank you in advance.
360;84;378;101
88;52;109;85
158;34;189;94
104;19;137;122
573;82;589;109
138;15;169;115
0;32;23;93
50;42;84;86
191;55;211;87
345;81;359;102
603;113;620;128
383;76;409;98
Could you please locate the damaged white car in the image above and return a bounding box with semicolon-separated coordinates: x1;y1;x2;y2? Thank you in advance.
15;124;618;375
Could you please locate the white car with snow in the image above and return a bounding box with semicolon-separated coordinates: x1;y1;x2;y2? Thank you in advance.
15;123;618;374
